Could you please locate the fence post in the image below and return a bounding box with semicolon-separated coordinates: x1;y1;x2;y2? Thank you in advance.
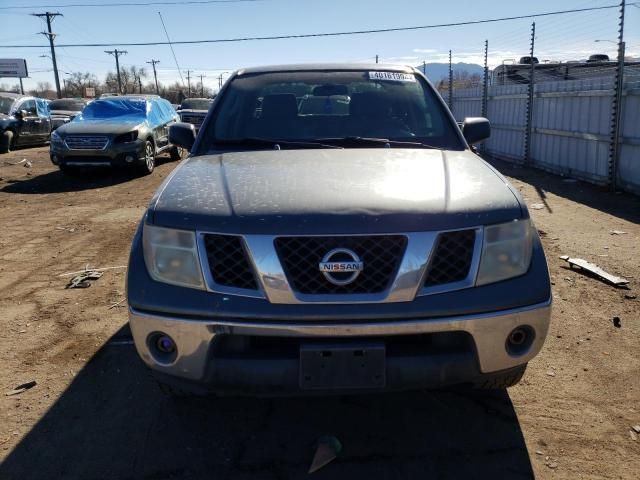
609;0;626;192
524;22;536;165
448;50;453;115
481;40;489;152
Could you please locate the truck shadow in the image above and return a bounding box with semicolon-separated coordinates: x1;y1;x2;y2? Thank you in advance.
485;156;640;225
0;168;141;194
0;327;534;480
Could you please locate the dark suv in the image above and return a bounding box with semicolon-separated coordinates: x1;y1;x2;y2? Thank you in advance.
128;64;552;396
178;97;212;132
0;93;52;154
50;95;182;174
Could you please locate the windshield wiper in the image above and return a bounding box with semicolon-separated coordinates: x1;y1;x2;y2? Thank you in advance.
316;136;443;149
214;137;343;150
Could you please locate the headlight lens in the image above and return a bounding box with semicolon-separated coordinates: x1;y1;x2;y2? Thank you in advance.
114;130;138;143
476;220;533;286
142;224;205;289
51;130;63;143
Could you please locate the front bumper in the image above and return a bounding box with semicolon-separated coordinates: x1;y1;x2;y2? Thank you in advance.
129;299;551;394
50;138;146;167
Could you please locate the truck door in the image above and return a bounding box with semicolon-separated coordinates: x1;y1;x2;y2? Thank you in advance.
36;99;52;142
14;99;38;146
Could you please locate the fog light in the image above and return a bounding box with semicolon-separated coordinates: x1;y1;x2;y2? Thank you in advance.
125;155;134;163
156;335;176;353
506;325;535;356
148;332;178;364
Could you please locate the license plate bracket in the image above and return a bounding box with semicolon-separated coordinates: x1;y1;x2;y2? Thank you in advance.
299;342;386;390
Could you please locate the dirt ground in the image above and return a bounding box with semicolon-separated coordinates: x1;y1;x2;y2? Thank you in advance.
0;146;638;480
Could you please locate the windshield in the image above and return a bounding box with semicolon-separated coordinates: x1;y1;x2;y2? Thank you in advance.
201;70;463;151
0;96;16;115
80;98;147;120
180;98;211;110
49;99;87;111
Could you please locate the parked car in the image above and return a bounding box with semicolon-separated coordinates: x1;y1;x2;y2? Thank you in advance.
178;97;212;132
50;95;182;174
127;64;552;396
49;98;90;130
0;92;52;154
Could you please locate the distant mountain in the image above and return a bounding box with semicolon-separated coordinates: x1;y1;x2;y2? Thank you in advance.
415;62;484;82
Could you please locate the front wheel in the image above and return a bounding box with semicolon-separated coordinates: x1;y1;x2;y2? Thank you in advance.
139;140;155;175
0;130;14;154
169;145;184;161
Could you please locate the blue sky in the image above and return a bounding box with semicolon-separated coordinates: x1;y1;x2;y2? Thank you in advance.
1;0;638;92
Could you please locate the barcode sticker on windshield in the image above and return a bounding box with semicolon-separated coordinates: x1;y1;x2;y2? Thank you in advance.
368;71;416;82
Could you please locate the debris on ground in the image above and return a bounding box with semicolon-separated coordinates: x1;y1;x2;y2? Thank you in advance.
308;435;342;474
631;430;638;441
530;203;545;210
612;317;622;328
65;270;103;289
5;381;36;396
632;425;640;434
108;298;126;309
546;370;556;377
23;160;32;168
610;230;627;235
559;256;629;288
624;294;637;300
58;264;127;278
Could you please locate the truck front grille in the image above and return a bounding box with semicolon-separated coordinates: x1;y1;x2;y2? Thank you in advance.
64;135;109;150
203;234;258;290
274;235;407;295
180;113;206;128
424;230;476;287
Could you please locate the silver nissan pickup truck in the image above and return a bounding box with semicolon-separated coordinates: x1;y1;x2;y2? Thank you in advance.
126;64;551;396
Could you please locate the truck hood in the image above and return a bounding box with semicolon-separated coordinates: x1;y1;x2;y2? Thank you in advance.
57;118;143;136
150;149;524;234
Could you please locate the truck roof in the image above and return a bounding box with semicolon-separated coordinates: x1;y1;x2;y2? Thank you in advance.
236;63;417;76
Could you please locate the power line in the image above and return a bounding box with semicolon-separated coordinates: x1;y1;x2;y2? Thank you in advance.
0;0;261;10
1;3;632;49
158;11;185;88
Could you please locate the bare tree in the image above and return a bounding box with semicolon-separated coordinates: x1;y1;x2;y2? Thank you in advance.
65;71;98;97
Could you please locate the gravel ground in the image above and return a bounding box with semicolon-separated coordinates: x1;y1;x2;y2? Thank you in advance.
0;146;638;479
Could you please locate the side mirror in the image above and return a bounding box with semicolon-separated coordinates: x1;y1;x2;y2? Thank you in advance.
169;122;196;150
15;110;27;120
462;117;491;145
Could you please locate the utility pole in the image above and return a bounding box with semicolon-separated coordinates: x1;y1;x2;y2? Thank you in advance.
105;49;127;93
609;0;626;191
138;75;143;94
423;60;426;75
448;50;453;112
375;55;379;64
32;12;63;99
147;59;160;94
524;22;536;165
185;70;192;97
199;74;206;96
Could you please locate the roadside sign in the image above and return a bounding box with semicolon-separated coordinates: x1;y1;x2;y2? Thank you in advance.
0;59;28;78
85;87;96;98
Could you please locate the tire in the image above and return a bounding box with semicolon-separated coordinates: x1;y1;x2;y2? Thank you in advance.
0;130;13;154
139;140;156;175
169;145;184;161
473;364;527;390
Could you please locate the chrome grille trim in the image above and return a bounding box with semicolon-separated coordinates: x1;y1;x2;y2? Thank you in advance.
196;229;483;305
64;135;109;150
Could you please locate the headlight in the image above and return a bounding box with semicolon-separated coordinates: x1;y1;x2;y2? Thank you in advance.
114;130;138;143
142;224;205;289
51;130;63;143
476;220;533;286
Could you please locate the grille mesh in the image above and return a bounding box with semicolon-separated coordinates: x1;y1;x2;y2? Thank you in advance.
180;113;206;128
275;236;407;295
64;135;108;150
424;230;476;287
203;234;258;290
